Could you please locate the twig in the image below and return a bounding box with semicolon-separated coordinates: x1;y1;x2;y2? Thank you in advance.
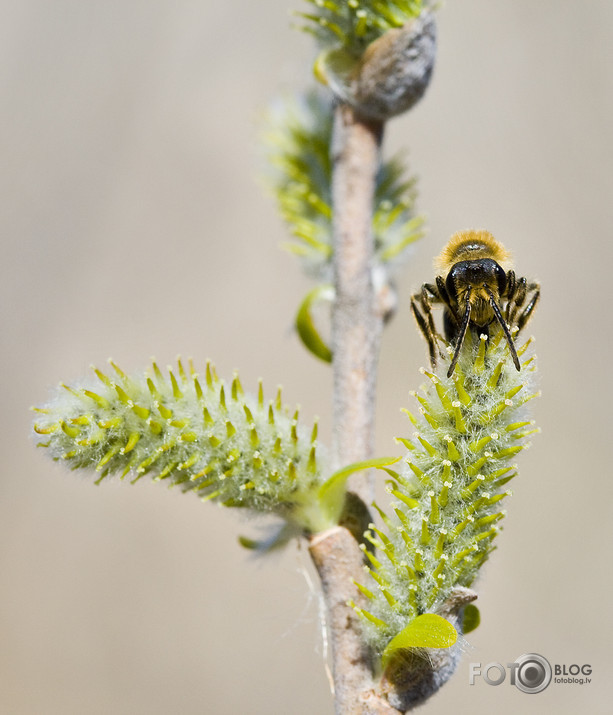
330;102;384;505
312;16;438;705
309;528;399;715
310;103;391;714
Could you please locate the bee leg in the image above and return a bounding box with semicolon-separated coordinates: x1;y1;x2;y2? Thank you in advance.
411;295;438;368
435;275;463;351
447;289;472;377
435;276;459;323
420;284;441;344
443;309;459;345
504;270;517;321
507;276;527;326
515;284;540;334
484;286;521;370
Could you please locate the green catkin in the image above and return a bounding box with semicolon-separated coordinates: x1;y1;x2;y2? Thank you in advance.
353;329;538;653
33;359;327;532
298;0;427;55
262;89;424;277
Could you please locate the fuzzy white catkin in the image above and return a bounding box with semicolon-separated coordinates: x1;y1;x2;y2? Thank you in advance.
33;359;327;532
354;329;539;651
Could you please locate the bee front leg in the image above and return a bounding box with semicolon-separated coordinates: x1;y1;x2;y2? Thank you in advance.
411;291;439;369
435;276;460;323
515;283;540;334
507;274;528;326
504;270;517;321
421;284;442;342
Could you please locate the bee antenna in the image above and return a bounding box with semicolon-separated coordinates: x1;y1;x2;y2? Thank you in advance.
484;285;521;371
447;288;472;378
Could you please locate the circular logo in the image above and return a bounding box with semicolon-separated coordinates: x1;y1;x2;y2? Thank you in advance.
514;653;552;693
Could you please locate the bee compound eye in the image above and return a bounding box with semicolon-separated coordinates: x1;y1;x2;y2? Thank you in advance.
445;267;459;301
494;263;507;295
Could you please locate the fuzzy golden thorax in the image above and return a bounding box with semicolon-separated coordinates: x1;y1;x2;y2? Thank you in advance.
435;230;512;275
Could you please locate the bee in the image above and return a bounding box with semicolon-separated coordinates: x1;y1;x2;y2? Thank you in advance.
411;230;540;377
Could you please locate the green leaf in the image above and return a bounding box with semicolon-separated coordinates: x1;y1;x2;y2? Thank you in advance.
318;456;401;525
381;614;458;670
295;285;333;363
313;47;359;89
461;603;480;634
238;536;260;550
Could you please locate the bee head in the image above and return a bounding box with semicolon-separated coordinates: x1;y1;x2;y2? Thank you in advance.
445;258;507;306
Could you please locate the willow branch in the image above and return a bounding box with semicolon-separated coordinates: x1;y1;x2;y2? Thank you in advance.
330;102;384;506
311;15;438;709
309;103;389;714
309;528;399;715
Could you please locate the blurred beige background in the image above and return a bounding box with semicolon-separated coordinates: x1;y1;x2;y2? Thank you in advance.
3;1;612;713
